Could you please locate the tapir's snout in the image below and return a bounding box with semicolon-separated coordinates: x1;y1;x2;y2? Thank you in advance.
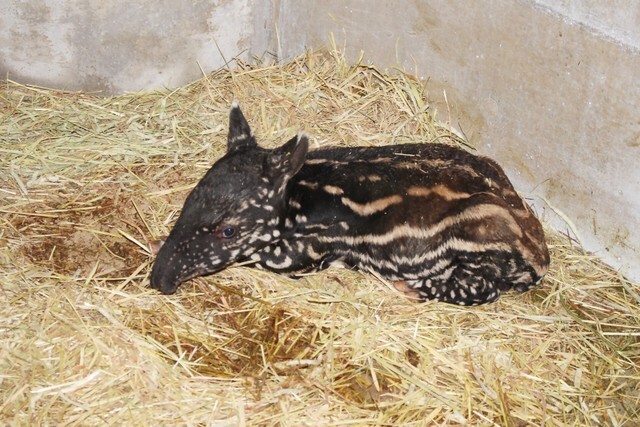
149;237;190;295
150;254;180;294
149;232;222;294
149;237;178;294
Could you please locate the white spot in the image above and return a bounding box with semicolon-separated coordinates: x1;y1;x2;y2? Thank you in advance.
340;195;403;216
229;133;249;142
304;158;328;165
298;180;319;190
406;184;470;201
409;280;422;289
329;260;348;268
323;185;344;196
265;257;293;269
306;245;322;260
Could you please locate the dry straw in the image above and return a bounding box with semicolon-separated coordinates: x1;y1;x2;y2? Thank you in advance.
1;50;638;426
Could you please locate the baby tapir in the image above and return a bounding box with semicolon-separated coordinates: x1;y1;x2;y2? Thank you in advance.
150;103;550;305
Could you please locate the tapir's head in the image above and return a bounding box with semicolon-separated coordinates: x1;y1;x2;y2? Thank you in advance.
150;103;308;294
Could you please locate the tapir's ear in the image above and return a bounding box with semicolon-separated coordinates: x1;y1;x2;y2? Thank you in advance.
263;133;309;182
227;101;257;153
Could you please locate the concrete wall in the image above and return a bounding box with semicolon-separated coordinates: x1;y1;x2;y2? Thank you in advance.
276;1;640;282
2;0;639;281
0;0;275;93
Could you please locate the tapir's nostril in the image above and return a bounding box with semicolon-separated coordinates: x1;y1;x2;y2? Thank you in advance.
150;271;178;294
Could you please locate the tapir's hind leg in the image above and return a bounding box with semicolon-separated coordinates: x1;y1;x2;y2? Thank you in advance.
396;251;538;306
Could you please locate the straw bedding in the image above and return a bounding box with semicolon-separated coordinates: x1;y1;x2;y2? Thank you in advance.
1;51;639;426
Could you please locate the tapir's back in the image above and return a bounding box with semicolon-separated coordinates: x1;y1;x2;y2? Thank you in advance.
299;143;519;203
283;143;549;303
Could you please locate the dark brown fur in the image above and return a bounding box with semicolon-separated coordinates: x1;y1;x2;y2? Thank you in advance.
150;105;550;305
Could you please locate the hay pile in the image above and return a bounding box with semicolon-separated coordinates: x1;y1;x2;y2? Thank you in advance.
1;51;639;426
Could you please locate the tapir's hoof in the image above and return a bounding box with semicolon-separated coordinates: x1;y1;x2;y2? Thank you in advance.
393;281;422;301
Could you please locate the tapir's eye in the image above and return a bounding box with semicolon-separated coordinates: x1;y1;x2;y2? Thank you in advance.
221;227;235;239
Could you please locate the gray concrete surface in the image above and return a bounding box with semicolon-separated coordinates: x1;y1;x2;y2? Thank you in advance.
532;0;640;51
0;0;275;93
276;1;640;282
2;0;639;281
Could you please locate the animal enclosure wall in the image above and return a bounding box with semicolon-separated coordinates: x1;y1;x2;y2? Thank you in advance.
2;0;638;281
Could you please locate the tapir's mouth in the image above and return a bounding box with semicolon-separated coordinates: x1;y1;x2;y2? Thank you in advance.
149;270;179;294
179;268;211;285
150;264;225;295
